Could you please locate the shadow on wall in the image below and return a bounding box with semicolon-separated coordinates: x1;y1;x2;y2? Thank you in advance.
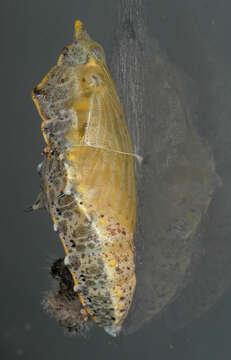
110;0;231;334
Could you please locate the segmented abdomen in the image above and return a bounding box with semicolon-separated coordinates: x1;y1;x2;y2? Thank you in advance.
32;20;136;336
41;150;135;335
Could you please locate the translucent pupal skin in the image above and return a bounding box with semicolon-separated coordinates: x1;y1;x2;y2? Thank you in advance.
110;0;220;334
32;20;136;336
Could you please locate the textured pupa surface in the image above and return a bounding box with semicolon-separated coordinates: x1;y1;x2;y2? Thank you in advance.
31;20;136;336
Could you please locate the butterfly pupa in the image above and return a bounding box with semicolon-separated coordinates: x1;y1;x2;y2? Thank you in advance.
31;20;136;336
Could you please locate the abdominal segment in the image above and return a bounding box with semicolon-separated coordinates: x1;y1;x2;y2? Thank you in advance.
40;151;135;335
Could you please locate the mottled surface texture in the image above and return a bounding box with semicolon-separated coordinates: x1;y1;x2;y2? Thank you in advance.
32;21;136;336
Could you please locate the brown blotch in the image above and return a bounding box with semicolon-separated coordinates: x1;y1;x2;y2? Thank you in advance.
76;244;86;251
58;220;67;234
116;267;123;274
76;225;90;237
72;229;78;238
85;280;95;286
58;194;75;208
33;86;46;96
53;179;60;187
72;258;81;270
63;211;73;219
88;265;100;275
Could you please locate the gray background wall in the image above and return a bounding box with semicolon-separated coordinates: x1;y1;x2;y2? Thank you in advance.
2;1;231;359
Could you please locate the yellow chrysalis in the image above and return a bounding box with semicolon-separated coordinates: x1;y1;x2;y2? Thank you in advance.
31;20;136;336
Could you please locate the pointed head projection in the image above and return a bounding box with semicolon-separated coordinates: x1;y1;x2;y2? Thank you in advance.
31;20;107;147
57;20;106;67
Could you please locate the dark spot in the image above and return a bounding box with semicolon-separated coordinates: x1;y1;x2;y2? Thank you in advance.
70;239;76;248
50;258;74;296
79;274;86;282
62;46;69;56
33;86;46;96
56;208;61;216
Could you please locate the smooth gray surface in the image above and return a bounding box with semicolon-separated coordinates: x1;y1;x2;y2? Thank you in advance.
2;0;231;359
